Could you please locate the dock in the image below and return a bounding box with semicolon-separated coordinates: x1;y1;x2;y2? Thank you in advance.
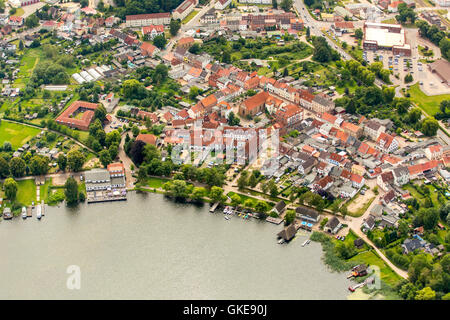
26;206;32;217
41;200;45;216
210;202;220;213
265;216;283;225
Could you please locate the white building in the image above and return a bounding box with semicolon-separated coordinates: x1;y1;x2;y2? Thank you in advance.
215;0;232;10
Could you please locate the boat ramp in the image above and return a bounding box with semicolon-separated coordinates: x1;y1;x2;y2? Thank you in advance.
266;216;283;225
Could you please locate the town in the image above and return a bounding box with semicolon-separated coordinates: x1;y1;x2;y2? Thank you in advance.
0;0;449;300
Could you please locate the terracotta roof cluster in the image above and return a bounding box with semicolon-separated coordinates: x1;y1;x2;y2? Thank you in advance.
55;101;99;131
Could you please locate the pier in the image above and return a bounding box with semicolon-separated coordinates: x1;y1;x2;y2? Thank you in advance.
265;216;283;225
26;206;32;217
210;202;220;213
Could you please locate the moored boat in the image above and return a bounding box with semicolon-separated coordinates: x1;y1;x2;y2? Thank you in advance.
36;204;42;220
21;207;27;219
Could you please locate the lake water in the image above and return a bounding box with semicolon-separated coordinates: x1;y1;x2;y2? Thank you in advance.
0;192;351;299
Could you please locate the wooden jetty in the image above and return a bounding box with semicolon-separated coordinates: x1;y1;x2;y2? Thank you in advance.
210;202;220;213
265;216;283;225
26;206;32;217
41;200;45;216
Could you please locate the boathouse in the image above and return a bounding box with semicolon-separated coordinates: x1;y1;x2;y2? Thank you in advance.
277;223;297;242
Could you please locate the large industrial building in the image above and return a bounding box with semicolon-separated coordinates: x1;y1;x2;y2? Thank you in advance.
362;22;411;56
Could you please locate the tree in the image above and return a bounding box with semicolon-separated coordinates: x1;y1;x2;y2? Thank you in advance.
421;118;439;136
248;173;258;188
284;209;296;225
29;155;50;175
4;178;18;201
25;14;39;29
129;140;146;165
408;108;422;124
64;177;79;205
153;34;167;49
280;0;293;11
99;150;112;168
237;171;249;190
306;27;310;38
0;157;10;178
272;0;277;9
415;287;436;300
153;64;168;84
227;111;240;126
67;150;85;172
440;100;450;115
268;179;278;197
188;43;201;54
354;28;363;40
191;187;206;202
210;186;225;203
404;73;413;83
169;19;181;37
254;200;269;213
9;157;26;177
230;194;241;207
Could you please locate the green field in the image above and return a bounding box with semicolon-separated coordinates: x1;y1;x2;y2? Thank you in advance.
147;177;170;189
349;250;402;287
408;83;450;116
16;179;37;206
0;121;40;149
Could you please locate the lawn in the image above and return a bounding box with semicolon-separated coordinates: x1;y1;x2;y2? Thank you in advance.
16;179;37;206
147;177;170;189
182;10;199;24
408;83;450;116
40;179;53;204
349;250;402;287
0;121;40;149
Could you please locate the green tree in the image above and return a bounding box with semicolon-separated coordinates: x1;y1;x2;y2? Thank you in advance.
230;194;241;207
209;186;225;203
248;173;258;188
3;178;18;201
0;157;10;178
280;0;293;11
153;34;167;49
415;287;436;300
284;209;296;225
191;187;206;202
99;150;112;168
421;118;439;136
67;150;85;172
64;177;79;205
255;200;270;213
9;157;26;177
268;179;278;197
354;28;363;40
237;171;249;190
169;19;181;37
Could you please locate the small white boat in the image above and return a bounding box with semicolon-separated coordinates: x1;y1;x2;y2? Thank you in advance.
278;238;285;244
36;204;42;220
224;216;230;221
21;207;27;219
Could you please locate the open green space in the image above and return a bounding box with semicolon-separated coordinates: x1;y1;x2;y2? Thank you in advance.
0;121;40;149
349;250;402;287
147;177;170;189
408;83;450;116
16;179;37;206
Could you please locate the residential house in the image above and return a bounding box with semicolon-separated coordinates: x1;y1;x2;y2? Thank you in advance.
324;217;342;234
377;171;394;192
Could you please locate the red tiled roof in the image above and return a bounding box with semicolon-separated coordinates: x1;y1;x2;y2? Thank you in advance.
136;133;157;145
55;101;99;131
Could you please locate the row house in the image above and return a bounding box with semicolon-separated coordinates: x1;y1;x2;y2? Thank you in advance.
312;94;334;114
125;13;171;27
341;121;362;138
275;104;303;127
